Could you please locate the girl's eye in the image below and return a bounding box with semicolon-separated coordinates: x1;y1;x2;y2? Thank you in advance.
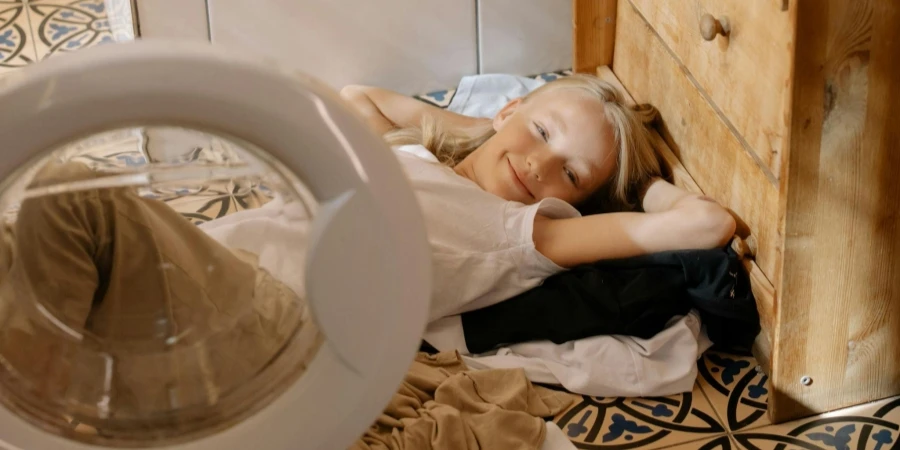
534;122;548;141
565;167;578;186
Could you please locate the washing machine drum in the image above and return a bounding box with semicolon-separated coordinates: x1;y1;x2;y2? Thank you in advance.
0;41;431;450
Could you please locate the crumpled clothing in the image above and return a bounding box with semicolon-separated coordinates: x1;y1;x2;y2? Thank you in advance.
351;351;575;450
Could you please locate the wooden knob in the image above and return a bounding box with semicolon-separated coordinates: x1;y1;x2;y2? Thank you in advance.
700;14;730;41
730;235;758;259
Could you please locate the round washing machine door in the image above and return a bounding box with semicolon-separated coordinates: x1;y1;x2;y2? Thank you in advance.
0;41;431;450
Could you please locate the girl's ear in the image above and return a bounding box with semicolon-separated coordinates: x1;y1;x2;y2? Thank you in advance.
492;98;522;132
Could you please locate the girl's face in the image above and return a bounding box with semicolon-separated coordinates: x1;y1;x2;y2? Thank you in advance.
455;88;617;206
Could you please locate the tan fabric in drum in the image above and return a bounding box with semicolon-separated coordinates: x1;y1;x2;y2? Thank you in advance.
0;160;321;423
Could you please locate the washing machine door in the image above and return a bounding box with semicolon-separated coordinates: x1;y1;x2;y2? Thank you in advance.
0;41;431;450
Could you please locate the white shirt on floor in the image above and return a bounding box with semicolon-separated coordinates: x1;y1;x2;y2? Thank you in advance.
199;144;579;321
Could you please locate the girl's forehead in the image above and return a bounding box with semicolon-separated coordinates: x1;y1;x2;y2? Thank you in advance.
529;90;608;126
531;91;613;145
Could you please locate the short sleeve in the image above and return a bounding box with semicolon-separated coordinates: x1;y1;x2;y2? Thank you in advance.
504;197;581;277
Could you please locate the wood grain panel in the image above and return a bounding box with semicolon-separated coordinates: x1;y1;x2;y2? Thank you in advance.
772;0;900;422
612;3;781;286
626;0;795;182
573;0;616;73
598;65;777;354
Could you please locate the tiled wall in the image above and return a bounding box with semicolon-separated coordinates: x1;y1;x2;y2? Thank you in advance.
478;0;572;76
204;0;479;96
131;0;573;94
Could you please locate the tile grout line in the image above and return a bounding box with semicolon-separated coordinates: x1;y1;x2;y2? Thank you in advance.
649;379;734;449
653;432;731;449
695;377;731;433
693;376;743;448
21;0;38;63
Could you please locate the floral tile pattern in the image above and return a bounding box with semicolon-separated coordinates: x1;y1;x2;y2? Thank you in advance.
414;87;457;108
698;350;771;433
2;128;274;226
733;396;899;450
26;0;115;60
664;435;737;450
0;0;37;72
552;383;726;449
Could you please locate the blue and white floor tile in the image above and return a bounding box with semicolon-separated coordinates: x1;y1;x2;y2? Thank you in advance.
665;435;737;450
553;383;726;449
0;0;37;73
698;350;772;433
733;396;899;450
26;0;114;61
533;69;574;82
414;88;457;108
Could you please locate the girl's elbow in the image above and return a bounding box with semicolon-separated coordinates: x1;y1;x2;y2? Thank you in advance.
700;205;736;248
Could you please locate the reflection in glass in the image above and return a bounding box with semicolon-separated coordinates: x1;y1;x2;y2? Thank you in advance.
0;127;322;447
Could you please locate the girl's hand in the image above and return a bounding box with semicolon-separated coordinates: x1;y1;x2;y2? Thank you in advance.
640;177;735;247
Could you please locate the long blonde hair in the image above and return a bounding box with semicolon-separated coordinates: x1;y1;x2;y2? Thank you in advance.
384;74;665;212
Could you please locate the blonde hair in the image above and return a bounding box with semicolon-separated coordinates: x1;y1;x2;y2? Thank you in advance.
384;74;665;212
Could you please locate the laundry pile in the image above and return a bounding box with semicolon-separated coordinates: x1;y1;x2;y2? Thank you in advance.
424;243;759;398
419;73;760;399
354;74;761;449
358;245;757;449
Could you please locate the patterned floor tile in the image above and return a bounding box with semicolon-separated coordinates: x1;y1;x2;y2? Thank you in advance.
663;434;736;450
414;88;457;109
26;0;114;61
554;383;726;449
533;69;574;82
697;350;771;433
732;396;899;450
0;0;37;73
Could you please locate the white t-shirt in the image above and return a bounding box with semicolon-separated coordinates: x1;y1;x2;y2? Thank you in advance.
200;144;580;321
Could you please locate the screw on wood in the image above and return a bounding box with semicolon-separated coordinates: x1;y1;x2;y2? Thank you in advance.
800;376;812;386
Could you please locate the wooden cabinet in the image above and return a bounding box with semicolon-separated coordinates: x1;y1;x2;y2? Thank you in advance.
628;0;794;180
575;0;900;423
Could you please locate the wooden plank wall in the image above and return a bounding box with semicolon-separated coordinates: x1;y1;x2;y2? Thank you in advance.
774;0;900;421
572;0;616;73
577;0;900;423
609;3;781;298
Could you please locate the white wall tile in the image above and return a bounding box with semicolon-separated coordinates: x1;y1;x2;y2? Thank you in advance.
206;0;477;95
135;0;210;42
478;0;572;75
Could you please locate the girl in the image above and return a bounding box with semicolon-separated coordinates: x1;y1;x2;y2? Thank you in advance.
341;74;735;317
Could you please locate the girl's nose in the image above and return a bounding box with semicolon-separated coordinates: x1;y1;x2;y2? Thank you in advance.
526;151;560;183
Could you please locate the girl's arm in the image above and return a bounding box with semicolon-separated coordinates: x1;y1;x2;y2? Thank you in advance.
533;178;735;268
339;85;488;135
